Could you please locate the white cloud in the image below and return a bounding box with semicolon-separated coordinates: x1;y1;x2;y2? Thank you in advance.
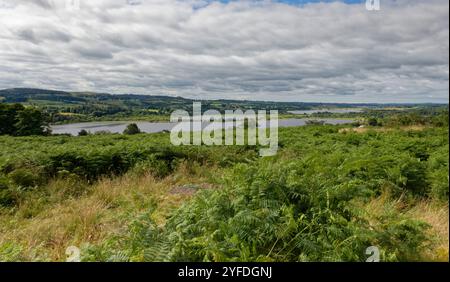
0;0;448;103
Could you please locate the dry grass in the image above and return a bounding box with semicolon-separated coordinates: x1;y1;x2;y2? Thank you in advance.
339;125;427;134
363;190;449;262
407;201;449;262
0;165;217;261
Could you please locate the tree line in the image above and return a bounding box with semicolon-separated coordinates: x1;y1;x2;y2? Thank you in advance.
0;103;50;136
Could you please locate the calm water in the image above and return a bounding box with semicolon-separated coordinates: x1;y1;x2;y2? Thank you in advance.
51;118;353;136
289;109;364;115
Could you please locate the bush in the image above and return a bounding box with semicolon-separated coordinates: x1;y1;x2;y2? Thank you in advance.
8;169;42;188
427;148;449;201
399;158;429;196
0;177;15;207
44;149;135;180
131;156;171;178
0;177;9;190
78;129;89;136
428;168;449;201
123;124;141;135
367;118;379;126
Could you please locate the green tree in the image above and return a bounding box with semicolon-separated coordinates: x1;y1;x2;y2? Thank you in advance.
0;103;24;135
123;123;141;135
14;108;50;136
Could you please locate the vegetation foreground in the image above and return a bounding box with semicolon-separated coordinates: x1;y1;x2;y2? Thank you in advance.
0;122;448;262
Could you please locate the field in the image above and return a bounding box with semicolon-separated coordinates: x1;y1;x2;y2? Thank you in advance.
0;121;448;262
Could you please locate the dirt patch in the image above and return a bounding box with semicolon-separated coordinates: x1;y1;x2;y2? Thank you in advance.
169;183;215;195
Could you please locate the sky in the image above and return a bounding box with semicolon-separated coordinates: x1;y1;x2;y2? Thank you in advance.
0;0;448;103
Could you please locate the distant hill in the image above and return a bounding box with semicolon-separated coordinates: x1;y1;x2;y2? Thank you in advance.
1;88;445;124
0;88;190;107
0;87;408;110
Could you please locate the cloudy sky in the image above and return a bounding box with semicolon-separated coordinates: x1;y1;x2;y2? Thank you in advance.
0;0;448;103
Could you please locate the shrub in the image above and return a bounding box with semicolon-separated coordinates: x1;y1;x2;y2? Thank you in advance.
399;158;429;196
8;169;42;188
123;124;141;135
0;177;9;190
132;156;171;178
0;177;15;207
427;148;449;201
54;170;87;197
428;168;449;201
367;118;379;126
78;129;89;136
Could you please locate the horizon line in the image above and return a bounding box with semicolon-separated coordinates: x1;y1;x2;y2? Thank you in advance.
1;87;449;105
